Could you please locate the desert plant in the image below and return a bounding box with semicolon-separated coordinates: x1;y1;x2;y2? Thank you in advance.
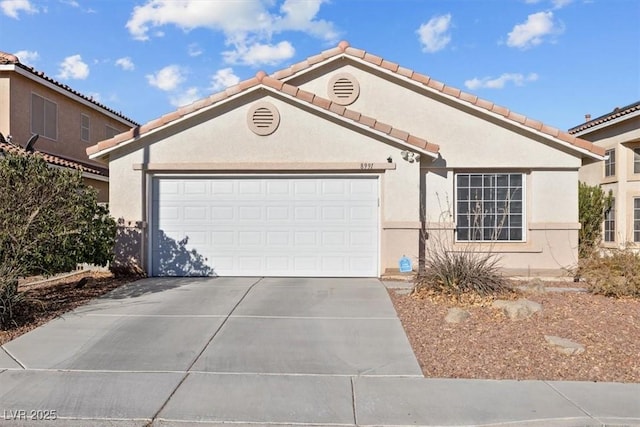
0;153;117;327
416;194;510;297
579;249;640;298
579;182;613;258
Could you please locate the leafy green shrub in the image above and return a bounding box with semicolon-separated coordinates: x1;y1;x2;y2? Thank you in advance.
579;249;640;298
415;246;510;296
0;153;116;327
579;182;613;258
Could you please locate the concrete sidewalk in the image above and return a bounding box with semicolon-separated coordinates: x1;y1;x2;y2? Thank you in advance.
0;277;638;426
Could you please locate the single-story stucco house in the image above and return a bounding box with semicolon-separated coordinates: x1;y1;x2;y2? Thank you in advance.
88;41;604;278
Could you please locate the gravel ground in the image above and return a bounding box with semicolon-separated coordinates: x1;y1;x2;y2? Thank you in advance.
389;283;640;383
0;272;136;345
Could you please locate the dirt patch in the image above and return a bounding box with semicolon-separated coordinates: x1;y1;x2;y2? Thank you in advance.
1;271;139;345
390;282;640;383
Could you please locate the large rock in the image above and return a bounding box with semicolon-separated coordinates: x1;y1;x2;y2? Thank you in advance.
492;299;542;320
545;335;585;355
445;307;471;323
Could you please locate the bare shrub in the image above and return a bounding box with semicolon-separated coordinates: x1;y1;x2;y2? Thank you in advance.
416;194;510;297
416;246;510;296
579;249;640;298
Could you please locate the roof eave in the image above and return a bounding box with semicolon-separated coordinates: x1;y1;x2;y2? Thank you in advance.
272;50;603;160
570;109;640;136
88;83;439;160
1;64;137;127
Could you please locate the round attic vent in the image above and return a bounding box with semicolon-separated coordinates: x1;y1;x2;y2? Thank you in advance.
328;73;360;105
247;101;280;136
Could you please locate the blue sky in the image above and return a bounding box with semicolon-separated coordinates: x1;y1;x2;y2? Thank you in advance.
1;0;638;131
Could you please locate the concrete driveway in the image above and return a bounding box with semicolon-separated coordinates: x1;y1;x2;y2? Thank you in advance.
0;277;422;426
2;277;638;426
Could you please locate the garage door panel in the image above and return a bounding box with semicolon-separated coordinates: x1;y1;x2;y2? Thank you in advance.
152;177;378;277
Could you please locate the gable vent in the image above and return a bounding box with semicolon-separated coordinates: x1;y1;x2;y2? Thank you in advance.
247;102;280;136
328;73;360;106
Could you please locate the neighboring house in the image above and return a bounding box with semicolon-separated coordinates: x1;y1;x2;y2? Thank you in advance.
88;42;604;278
0;138;108;186
573;101;640;247
0;51;138;202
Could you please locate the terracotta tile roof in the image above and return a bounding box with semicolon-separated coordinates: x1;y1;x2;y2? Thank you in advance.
568;101;640;134
88;71;440;157
271;41;604;158
0;51;138;127
0;141;107;176
86;41;602;159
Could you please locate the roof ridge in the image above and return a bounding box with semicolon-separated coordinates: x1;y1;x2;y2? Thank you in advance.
87;41;603;158
568;100;640;134
1;52;138;126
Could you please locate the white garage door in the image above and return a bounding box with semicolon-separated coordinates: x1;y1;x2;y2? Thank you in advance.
151;176;379;277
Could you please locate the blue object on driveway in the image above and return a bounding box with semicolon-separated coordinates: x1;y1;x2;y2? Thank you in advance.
399;255;412;273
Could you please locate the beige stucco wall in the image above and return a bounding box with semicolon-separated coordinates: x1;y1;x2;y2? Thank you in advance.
105;59;590;276
294;61;584;275
0;75;9;136
1;69;131;168
107;92;423;274
577;114;640;246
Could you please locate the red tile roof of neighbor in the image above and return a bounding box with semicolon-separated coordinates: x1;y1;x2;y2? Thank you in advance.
0;51;138;127
86;41;604;158
0;141;108;177
568;101;640;134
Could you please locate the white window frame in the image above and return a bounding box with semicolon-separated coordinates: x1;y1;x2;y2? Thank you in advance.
604;149;616;177
455;172;525;242
31;92;58;141
81;113;90;142
633;198;640;242
604;198;615;242
633;148;640;174
105;125;119;139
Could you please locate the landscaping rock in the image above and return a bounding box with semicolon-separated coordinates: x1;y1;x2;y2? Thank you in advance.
518;278;546;294
492;299;542;320
445;307;471;323
545;335;585;355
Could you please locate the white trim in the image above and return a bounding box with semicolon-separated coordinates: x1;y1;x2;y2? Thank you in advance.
1;64;136;126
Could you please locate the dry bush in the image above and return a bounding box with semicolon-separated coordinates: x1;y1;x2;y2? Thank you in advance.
579;249;640;298
415;246;511;297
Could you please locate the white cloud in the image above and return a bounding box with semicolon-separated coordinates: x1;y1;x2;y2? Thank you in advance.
223;41;295;66
170;87;201;107
188;43;203;57
416;14;452;53
464;72;539;90
507;11;562;49
524;0;572;8
146;65;186;91
126;0;336;66
274;0;338;41
13;49;39;65
57;54;89;80
115;57;135;71
210;68;241;92
551;0;572;9
61;0;79;7
1;0;38;18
